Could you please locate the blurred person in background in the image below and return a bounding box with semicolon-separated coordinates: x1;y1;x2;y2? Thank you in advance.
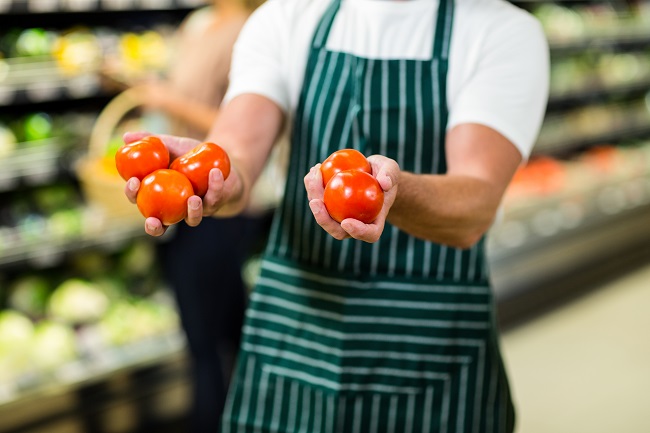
121;0;270;431
124;0;549;431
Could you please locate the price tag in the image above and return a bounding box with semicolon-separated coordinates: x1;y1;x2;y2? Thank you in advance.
558;201;584;230
623;178;646;207
29;244;64;268
26;82;60;103
101;0;133;10
531;208;562;237
56;360;89;384
0;87;14;106
28;0;59;12
596;186;626;215
67;74;99;99
495;220;527;249
0;382;17;404
0;0;12;13
0;167;18;191
64;0;96;11
178;0;203;7
140;0;171;9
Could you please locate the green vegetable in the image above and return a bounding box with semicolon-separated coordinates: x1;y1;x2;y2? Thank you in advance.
48;279;110;324
7;275;51;318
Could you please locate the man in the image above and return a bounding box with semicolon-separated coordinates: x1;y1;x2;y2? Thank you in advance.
125;0;549;431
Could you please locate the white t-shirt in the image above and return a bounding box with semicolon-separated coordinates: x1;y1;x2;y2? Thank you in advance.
224;0;549;159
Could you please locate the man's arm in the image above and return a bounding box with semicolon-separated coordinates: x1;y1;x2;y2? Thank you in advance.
388;123;522;249
202;93;285;217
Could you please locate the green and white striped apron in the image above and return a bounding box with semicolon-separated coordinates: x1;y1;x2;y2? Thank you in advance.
221;0;515;432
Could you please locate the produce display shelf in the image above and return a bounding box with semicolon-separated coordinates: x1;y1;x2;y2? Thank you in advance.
534;122;650;157
0;0;203;14
0;140;64;191
0;330;184;407
0;331;187;433
0;75;109;107
547;79;650;111
488;170;650;324
0;215;147;268
549;33;650;56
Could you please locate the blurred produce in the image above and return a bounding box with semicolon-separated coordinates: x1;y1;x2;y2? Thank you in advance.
30;319;78;371
7;275;51;318
0;236;179;393
0;123;17;157
98;298;179;346
47;278;110;324
52;28;103;75
0;310;34;383
534;3;650;43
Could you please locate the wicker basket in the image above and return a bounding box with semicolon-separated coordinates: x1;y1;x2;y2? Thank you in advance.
76;89;147;222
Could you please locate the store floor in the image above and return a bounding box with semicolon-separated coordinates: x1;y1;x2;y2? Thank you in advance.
500;263;650;433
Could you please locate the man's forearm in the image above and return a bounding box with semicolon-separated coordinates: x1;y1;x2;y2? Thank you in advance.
388;171;502;249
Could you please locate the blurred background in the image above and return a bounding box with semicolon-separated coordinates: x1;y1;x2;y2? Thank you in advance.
0;0;649;432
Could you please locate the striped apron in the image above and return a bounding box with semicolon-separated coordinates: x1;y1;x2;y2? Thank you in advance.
221;0;515;432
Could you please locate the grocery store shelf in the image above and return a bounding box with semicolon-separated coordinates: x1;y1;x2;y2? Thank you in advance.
547;79;650;111
0;213;148;268
0;0;203;14
0;140;66;191
549;33;650;56
0;57;107;107
0;331;188;433
0;331;185;407
489;174;650;326
534;122;650;156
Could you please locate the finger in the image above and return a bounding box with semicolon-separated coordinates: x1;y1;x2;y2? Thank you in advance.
156;134;202;160
201;168;226;214
123;131;152;144
367;155;400;192
124;177;140;204
304;164;324;202
376;170;394;192
309;199;350;241
340;219;382;243
144;217;167;237
185;196;203;227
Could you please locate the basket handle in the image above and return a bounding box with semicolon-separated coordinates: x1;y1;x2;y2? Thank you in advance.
87;88;146;159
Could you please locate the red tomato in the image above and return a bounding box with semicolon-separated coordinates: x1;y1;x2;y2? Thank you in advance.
320;149;371;187
115;136;170;181
136;169;194;226
170;142;231;197
323;170;384;224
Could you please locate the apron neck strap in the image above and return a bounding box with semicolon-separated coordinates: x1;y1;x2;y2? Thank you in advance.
433;0;454;60
312;0;341;49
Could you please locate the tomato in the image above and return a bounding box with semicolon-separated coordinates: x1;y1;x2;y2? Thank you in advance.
170;142;231;197
320;149;371;187
115;136;170;181
323;170;384;224
136;169;194;226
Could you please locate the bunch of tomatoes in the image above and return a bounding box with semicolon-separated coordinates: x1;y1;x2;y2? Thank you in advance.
115;136;230;225
116;138;383;228
320;149;384;224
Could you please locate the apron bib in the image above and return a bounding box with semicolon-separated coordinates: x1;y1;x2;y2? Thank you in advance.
222;1;515;432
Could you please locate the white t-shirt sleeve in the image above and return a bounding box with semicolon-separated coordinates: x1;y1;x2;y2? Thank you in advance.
223;1;290;112
447;10;550;160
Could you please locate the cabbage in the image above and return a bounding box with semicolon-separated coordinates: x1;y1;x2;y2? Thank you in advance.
47;279;109;324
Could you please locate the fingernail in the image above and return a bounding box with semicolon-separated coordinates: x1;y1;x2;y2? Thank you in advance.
128;178;138;191
189;199;200;210
146;223;154;232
